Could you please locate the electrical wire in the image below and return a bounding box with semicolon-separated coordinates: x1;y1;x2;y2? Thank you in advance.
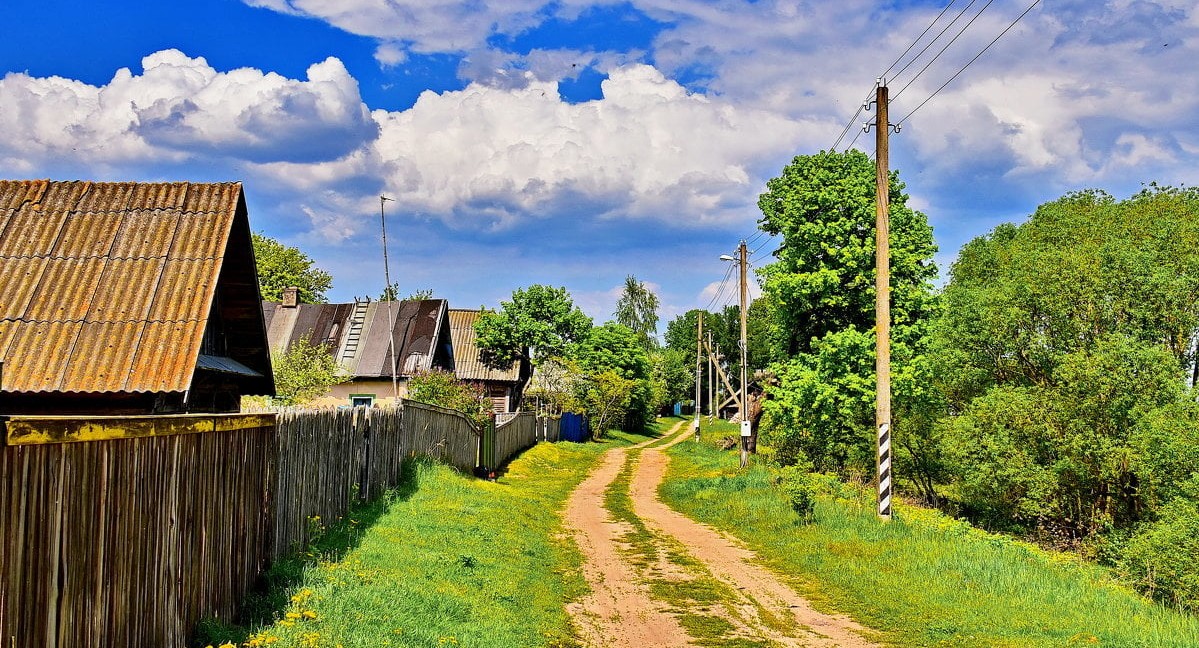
897;0;1041;125
887;0;981;89
879;0;960;80
891;0;996;102
704;262;736;311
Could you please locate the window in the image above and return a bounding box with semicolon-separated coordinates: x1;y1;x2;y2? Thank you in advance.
349;394;375;408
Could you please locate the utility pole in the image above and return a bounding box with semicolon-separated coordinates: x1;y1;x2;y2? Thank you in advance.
738;239;749;469
873;81;893;520
695;311;703;441
707;331;714;420
380;196;399;403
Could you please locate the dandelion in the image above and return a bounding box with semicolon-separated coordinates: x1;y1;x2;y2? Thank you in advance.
302;609;318;619
286;612;302;620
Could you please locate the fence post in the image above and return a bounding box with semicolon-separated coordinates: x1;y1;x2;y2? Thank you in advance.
480;411;497;480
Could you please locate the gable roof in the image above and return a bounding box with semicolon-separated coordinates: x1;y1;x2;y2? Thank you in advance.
448;309;521;383
0;180;273;395
262;299;453;378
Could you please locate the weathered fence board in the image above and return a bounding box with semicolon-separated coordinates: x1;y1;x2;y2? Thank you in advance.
1;401;560;647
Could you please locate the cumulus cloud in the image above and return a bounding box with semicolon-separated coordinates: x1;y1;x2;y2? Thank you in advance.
0;49;377;171
363;63;818;229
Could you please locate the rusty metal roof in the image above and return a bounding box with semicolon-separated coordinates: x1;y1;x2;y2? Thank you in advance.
262;299;453;378
448;309;521;383
0;180;243;394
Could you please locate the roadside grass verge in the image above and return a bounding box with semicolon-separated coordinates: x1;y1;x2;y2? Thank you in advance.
661;420;1199;647
202;431;643;648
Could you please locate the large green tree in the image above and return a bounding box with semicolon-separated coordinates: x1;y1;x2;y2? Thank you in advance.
756;149;937;357
252;233;334;303
614;274;660;351
933;186;1199;542
757;149;938;479
475;285;593;368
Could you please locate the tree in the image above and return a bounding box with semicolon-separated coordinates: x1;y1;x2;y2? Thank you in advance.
575;323;655;431
271;339;344;405
474;285;593;368
756;150;938;480
614;274;660;351
932;186;1199;539
407;369;489;428
756;149;937;357
252;233;334;303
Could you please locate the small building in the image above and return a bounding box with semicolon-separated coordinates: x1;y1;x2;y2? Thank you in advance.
262;295;454;407
448;308;529;412
0;180;275;414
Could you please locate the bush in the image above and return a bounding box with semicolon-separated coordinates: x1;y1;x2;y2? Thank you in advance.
1118;482;1199;612
408;369;489;428
777;465;817;521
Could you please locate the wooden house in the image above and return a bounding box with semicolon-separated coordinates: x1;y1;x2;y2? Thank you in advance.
262;296;454;407
0;180;274;414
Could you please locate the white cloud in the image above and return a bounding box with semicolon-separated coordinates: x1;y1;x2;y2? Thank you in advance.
363;63;817;229
0;50;377;172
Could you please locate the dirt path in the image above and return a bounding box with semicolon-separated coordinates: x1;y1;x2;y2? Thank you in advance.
563;422;881;647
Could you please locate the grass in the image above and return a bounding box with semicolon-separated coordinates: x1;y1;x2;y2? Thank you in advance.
660;419;1199;648
198;429;648;648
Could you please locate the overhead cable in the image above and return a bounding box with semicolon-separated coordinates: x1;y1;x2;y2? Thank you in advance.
897;0;1042;125
892;0;997;102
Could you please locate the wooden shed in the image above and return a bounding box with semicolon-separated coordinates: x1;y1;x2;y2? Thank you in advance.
0;180;275;414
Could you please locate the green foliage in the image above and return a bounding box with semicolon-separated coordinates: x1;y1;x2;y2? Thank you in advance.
407;369;488;428
252;233;333;303
271;339;344;405
1119;483;1199;610
474;284;592;368
777;464;816;521
380;283;433;301
575;323;655;432
662;304;772;406
576;369;635;440
651;347;693;408
614;274;660;351
755;150;939;499
756;149;937;358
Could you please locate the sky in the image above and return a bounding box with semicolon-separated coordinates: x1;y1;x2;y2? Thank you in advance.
2;0;1197;325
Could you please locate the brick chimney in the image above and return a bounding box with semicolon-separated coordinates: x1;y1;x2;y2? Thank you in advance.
282;286;299;308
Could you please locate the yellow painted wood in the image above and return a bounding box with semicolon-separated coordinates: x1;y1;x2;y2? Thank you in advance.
2;413;276;446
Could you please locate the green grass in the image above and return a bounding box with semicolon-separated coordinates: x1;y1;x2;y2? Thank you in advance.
660;419;1199;647
202;432;644;648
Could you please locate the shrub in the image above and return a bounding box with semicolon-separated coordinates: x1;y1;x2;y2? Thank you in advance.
1118;482;1199;612
777;465;817;521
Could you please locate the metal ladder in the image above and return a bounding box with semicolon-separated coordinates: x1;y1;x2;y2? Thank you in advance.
341;299;369;362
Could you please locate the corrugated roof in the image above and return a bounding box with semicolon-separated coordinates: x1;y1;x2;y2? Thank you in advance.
0;180;243;394
448;309;521;382
261;299;450;378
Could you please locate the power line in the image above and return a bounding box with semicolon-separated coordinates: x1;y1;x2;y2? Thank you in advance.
888;0;981;89
892;0;997;102
705;262;736;311
897;0;1041;125
880;0;959;80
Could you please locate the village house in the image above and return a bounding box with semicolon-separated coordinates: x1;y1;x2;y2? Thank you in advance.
0;180;275;415
447;308;530;412
262;294;454;407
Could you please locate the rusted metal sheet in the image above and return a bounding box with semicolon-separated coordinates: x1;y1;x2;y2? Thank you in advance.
0;180;245;395
448;308;521;382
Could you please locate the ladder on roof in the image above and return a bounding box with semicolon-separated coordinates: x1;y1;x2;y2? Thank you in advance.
341;299;370;363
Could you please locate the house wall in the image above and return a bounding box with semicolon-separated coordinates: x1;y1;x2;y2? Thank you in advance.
311;379;411;408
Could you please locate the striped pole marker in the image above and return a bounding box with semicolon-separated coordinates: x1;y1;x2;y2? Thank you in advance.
878;422;892;519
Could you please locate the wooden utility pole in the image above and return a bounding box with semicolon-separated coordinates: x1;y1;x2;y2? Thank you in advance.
738;240;749;469
707;331;714;420
874;82;893;520
695;311;703;441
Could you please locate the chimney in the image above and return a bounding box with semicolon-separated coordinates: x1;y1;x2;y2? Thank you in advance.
282;286;299;308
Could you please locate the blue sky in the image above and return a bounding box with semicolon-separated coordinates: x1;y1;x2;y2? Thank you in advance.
3;0;1197;323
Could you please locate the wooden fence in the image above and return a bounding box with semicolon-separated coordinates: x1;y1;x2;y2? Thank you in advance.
1;401;554;647
0;415;274;648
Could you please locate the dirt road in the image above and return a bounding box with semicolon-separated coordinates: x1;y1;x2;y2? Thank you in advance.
563;422;880;647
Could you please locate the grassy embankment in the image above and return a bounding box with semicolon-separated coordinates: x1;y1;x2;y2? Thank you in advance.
197;427;658;648
660;419;1199;647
